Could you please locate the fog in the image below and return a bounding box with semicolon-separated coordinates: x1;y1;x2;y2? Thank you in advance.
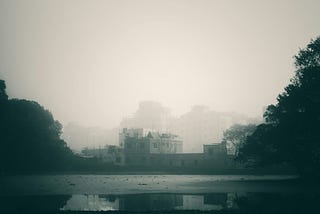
1;0;320;128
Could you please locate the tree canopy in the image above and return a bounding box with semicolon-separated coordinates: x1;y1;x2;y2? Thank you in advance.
237;37;320;177
222;124;256;155
0;80;74;172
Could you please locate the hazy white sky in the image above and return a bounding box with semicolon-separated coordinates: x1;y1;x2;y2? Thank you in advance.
1;0;319;128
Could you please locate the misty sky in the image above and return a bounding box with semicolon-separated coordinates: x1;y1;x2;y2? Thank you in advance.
1;0;320;128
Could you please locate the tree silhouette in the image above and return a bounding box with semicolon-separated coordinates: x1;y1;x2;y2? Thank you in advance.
0;79;74;172
0;79;8;101
237;37;320;178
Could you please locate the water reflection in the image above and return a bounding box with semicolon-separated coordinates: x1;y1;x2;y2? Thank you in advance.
2;192;320;213
0;195;71;212
59;193;237;211
175;194;225;211
61;195;119;211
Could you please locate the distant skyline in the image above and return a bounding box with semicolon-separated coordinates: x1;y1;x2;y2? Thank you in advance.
1;0;320;128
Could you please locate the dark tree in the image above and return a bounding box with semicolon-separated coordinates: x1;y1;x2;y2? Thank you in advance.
0;79;8;101
237;37;320;178
0;79;74;172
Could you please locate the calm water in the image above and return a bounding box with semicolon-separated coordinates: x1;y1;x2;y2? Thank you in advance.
2;193;320;213
1;175;319;213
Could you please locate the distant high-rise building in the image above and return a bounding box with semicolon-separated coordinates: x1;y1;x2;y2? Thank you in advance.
120;101;174;132
171;106;261;153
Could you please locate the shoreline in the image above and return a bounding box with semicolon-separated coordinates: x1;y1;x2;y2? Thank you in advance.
1;174;310;196
0;168;298;176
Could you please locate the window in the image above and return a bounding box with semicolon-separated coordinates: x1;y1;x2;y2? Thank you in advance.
153;143;158;148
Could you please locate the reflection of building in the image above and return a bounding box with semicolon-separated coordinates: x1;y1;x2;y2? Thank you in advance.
175;194;227;211
61;195;120;211
61;193;233;211
119;194;183;211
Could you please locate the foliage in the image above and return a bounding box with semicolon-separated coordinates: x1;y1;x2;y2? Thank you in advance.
222;124;256;155
237;37;320;177
0;80;75;172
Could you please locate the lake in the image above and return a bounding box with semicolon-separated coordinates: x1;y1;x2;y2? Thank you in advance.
1;174;319;213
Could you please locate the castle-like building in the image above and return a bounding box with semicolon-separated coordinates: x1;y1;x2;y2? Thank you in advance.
119;128;183;154
82;128;235;170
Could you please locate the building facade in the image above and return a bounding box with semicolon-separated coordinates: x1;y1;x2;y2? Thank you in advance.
81;128;236;170
120;128;183;154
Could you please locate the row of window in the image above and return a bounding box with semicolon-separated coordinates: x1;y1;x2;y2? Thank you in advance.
125;157;199;166
125;142;174;149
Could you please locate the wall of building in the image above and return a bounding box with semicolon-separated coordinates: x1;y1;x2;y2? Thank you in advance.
203;143;227;155
123;153;234;169
121;140;238;169
81;145;125;165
